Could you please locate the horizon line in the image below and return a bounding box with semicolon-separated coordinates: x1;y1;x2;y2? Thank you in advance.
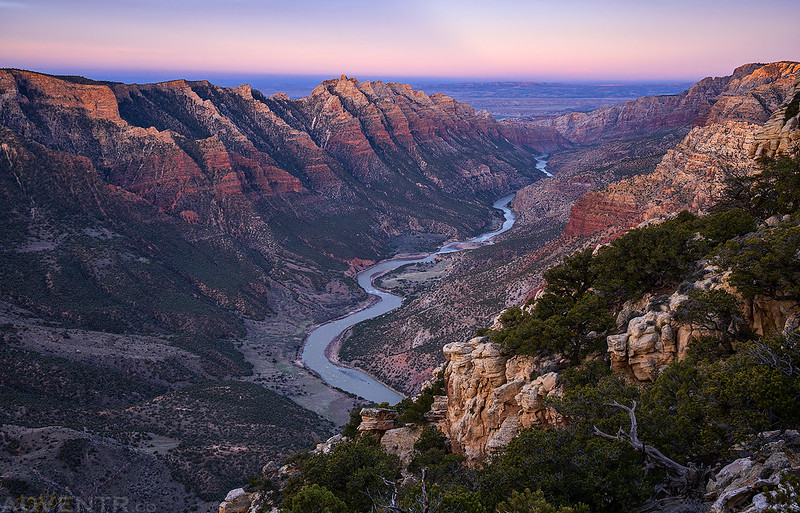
4;66;707;87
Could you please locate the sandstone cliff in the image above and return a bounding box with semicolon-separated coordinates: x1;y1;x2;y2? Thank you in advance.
563;62;800;240
510;62;800;149
434;268;800;462
752;79;800;158
437;337;563;459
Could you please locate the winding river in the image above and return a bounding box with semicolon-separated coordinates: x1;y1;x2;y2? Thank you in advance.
300;193;520;404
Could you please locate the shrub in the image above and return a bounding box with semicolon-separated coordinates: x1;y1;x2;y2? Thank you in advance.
674;289;745;350
286;484;348;513
478;427;652;513
720;155;800;218
286;435;400;512
395;371;445;424
496;488;589;513
715;221;800;300
592;211;699;301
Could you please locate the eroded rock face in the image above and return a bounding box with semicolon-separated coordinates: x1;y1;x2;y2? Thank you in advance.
606;265;737;381
608;296;690;382
565;119;763;239
441;337;561;459
380;426;423;469
0;69;545;288
749;295;800;338
358;408;398;435
521;62;800;149
607;261;800;382
424;395;448;422
559;62;800;241
705;430;800;513
752;80;800;159
218;488;253;513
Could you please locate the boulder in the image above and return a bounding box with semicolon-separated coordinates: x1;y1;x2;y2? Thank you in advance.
219;488;251;513
705;431;800;513
358;408;398;434
312;434;349;455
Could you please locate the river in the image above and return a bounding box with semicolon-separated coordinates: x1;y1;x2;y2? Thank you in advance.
300;193;520;405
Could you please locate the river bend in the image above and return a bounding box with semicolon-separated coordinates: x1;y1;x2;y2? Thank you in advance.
301;193;519;404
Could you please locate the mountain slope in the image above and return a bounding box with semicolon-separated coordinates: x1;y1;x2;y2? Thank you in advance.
0;71;547;509
339;62;800;394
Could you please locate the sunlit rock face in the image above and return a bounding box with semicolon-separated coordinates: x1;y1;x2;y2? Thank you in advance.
559;62;800;241
440;337;563;460
752;79;800;159
0;69;550;332
0;69;544;250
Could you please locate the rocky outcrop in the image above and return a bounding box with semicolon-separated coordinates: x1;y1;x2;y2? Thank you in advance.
752;80;800;159
607;262;739;381
380;426;423;469
424;395;448;422
219;488;254;513
608;254;800;382
705;430;800;513
358;407;399;435
312;433;349;455
608;293;693;382
440;337;562;459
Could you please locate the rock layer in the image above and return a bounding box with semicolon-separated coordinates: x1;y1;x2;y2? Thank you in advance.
560;62;800;240
0;70;545;269
439;337;562;459
520;62;800;148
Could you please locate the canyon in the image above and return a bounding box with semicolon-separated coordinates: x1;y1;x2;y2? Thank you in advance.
339;61;800;395
0;70;545;508
2;61;800;512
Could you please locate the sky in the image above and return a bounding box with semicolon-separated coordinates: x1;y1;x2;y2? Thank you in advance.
1;0;799;84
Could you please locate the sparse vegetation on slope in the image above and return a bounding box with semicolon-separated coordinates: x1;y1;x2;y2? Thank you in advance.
270;155;800;512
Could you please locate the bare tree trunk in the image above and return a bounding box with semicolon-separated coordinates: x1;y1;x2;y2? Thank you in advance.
378;468;437;513
593;401;701;492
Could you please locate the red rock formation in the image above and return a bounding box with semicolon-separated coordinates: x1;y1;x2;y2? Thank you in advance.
0;70;546;265
558;62;800;239
515;62;800;148
564;190;639;237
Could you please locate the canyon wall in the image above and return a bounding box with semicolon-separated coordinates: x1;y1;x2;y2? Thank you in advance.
0;70;550;506
432;63;800;462
563;62;800;240
338;62;800;396
0;70;550;330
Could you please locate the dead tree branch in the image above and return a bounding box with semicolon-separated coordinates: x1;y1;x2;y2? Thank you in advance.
593;401;701;492
376;468;439;513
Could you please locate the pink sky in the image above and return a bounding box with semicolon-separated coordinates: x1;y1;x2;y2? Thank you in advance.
1;0;799;81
